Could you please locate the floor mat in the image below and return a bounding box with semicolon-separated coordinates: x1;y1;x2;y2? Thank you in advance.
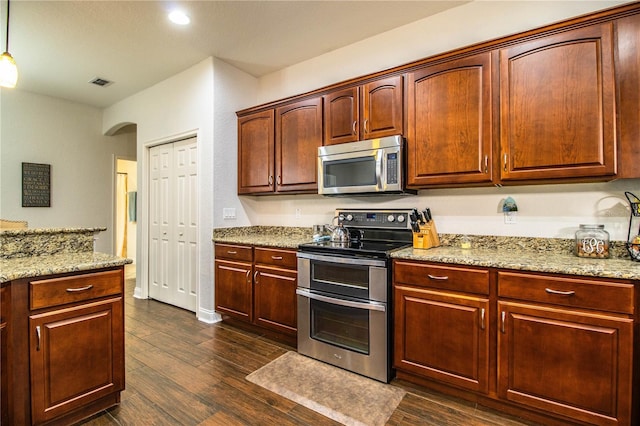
246;351;405;426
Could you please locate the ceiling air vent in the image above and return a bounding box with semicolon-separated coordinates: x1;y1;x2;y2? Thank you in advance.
89;77;114;87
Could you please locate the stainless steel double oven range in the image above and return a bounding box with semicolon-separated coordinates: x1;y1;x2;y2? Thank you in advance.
297;209;413;383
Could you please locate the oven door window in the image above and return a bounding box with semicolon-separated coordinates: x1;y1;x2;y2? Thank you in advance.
323;156;376;188
311;261;369;299
310;298;369;355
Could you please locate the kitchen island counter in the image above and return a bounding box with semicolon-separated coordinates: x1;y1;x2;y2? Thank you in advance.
0;251;131;283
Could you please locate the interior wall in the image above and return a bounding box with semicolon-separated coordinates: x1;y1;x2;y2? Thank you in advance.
224;0;639;242
0;89;136;253
103;57;239;323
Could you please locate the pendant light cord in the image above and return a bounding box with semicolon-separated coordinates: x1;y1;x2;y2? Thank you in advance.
5;0;10;52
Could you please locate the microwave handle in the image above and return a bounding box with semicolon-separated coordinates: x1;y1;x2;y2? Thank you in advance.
375;149;384;189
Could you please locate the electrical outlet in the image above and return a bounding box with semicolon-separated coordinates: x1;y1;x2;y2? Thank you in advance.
223;208;236;220
295;208;302;219
504;211;517;224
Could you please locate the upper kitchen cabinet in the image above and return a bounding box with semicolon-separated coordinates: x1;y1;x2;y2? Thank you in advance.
237;97;322;195
615;13;640;179
323;75;403;146
238;110;275;194
407;52;493;187
275;97;323;193
498;23;616;182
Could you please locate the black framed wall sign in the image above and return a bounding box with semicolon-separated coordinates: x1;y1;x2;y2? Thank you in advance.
22;162;51;207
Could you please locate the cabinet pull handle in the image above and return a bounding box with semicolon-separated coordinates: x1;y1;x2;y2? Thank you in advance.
227;250;238;255
253;270;260;284
245;270;251;283
427;274;449;280
268;175;274;185
352;121;357;135
503;153;508;172
277;176;281;185
501;311;506;333
484;155;488;174
271;256;283;260
36;326;41;351
363;119;369;134
545;288;576;296
66;285;93;292
480;308;485;330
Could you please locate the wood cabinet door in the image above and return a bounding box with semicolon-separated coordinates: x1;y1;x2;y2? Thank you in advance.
615;13;640;179
323;87;359;145
214;259;253;321
498;301;633;426
407;52;493;186
499;23;616;181
394;285;490;393
0;286;7;426
275;97;323;193
29;297;125;425
253;265;297;336
237;110;275;194
362;75;403;140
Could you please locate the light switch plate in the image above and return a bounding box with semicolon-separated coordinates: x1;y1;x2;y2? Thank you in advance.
223;208;236;219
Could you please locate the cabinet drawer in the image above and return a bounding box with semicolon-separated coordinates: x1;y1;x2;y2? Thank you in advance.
254;247;297;269
30;269;123;310
215;243;253;262
394;260;489;295
498;271;634;314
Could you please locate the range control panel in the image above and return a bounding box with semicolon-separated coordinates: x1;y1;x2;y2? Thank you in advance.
336;209;412;229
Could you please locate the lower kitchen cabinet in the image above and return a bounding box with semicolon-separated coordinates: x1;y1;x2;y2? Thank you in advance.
214;243;297;338
4;267;125;425
393;260;638;426
394;261;490;393
253;247;297;336
1;285;8;426
498;271;635;426
214;243;254;321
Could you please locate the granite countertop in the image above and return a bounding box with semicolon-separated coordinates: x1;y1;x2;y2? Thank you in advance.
213;226;313;249
392;246;640;281
0;252;132;283
213;226;640;281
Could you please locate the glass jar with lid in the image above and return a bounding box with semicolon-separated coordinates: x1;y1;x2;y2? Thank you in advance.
575;224;610;258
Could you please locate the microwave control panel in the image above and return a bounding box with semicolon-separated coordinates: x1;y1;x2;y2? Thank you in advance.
386;152;398;184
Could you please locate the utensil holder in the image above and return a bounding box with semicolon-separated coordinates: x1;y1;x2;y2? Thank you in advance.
624;191;640;261
413;221;440;249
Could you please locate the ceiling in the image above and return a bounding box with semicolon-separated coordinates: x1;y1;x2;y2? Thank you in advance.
3;1;469;109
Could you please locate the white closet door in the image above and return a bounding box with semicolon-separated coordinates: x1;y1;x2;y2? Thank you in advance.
173;138;198;311
148;137;198;312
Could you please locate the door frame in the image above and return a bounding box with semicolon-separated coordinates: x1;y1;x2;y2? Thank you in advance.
112;155;137;259
138;130;199;308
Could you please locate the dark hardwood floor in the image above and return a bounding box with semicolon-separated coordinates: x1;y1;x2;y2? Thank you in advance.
80;272;538;426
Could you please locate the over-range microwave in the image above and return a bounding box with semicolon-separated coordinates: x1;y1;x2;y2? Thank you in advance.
318;135;415;196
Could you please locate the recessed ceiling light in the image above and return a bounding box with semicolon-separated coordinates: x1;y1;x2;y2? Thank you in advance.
168;10;190;25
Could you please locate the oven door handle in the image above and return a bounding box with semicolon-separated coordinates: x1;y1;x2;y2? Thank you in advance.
296;288;386;312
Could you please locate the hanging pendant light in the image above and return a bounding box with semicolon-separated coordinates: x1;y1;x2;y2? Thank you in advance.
0;0;17;88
